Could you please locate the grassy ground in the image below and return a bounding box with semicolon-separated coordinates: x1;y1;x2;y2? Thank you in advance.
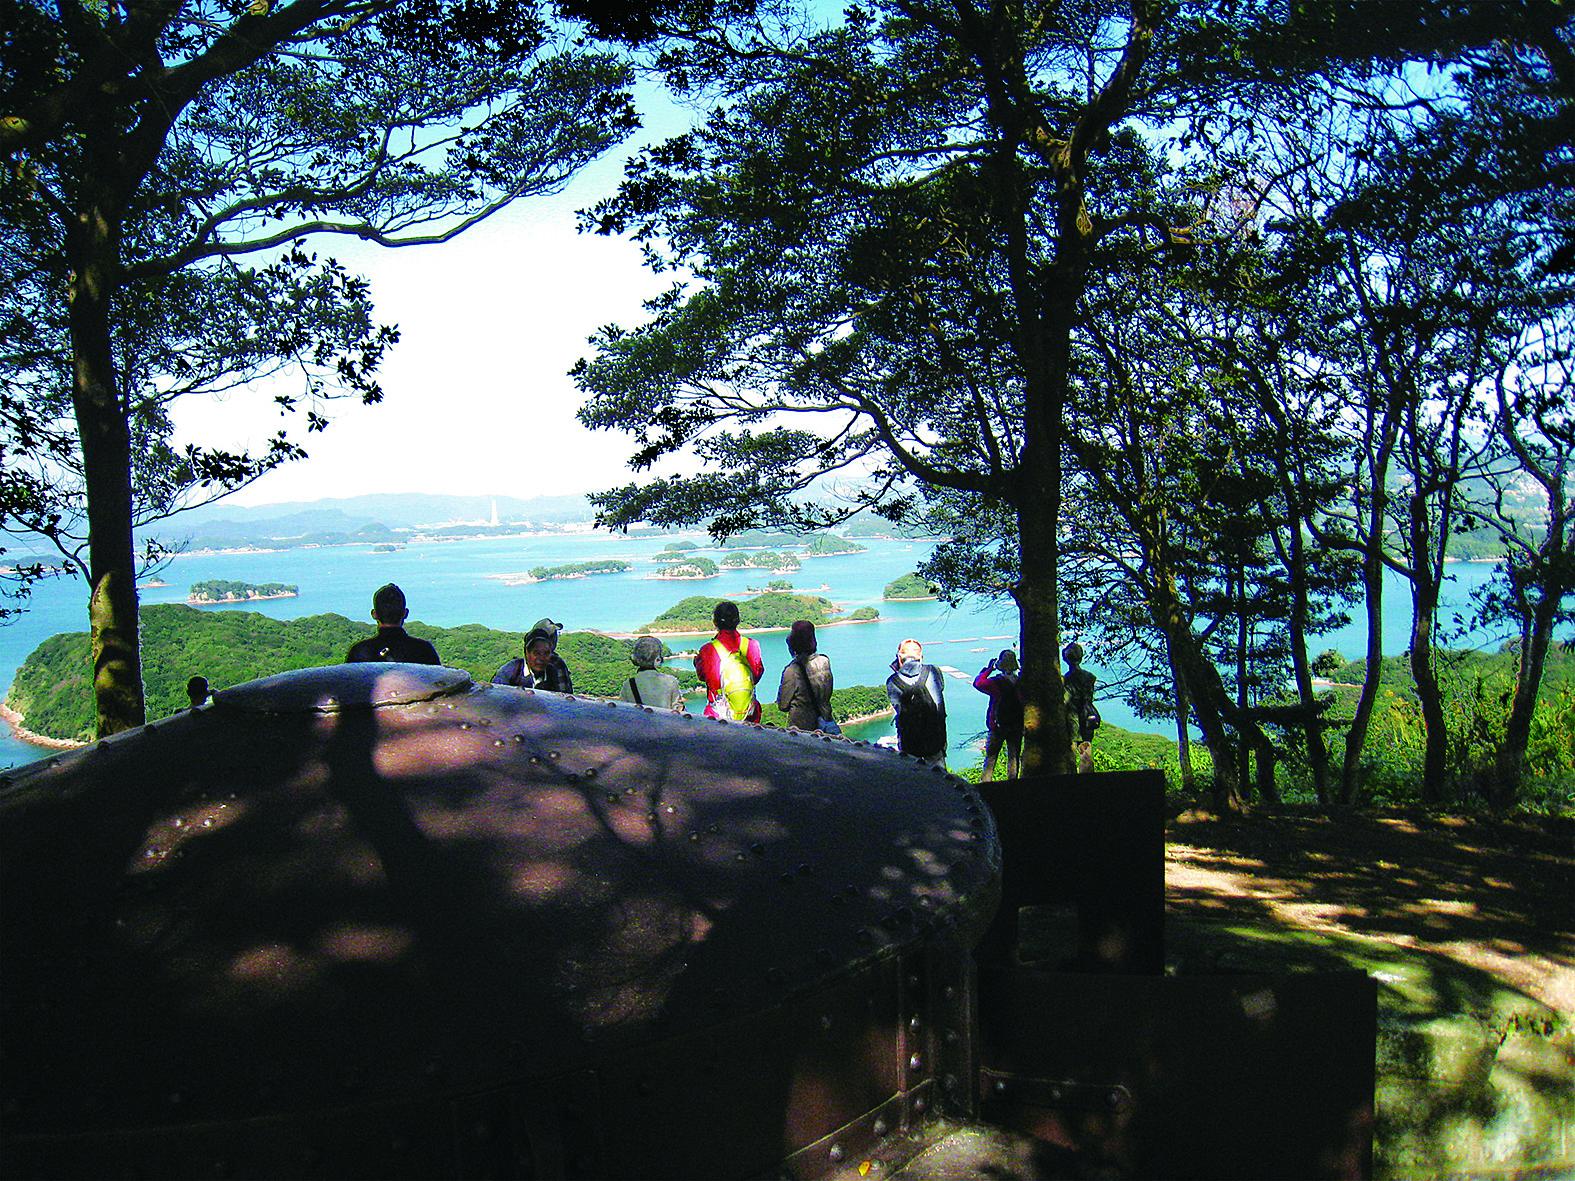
1160;809;1574;1178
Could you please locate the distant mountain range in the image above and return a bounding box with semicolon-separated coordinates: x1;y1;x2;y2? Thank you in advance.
152;493;596;551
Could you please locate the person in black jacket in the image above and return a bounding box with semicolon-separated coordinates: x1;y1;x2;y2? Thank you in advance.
344;583;441;664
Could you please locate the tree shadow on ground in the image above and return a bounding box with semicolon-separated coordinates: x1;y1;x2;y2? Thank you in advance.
1155;808;1574;1180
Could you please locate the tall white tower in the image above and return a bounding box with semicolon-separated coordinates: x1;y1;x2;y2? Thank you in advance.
490;498;499;527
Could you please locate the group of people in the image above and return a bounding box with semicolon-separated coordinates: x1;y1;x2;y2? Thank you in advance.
340;583;1098;772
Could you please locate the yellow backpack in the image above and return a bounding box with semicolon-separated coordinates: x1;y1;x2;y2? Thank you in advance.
711;637;757;720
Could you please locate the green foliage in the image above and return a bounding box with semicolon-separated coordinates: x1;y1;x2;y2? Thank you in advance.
849;606;880;621
5;605;700;742
187;580;297;602
804;535;866;556
767;579;793;591
642;591;838;633
661;540;698;551
883;573;938;600
526;560;631;580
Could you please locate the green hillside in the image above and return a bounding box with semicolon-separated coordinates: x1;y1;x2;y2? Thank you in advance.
6;605;697;743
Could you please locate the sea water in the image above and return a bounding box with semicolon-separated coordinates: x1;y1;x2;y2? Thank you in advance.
0;531;1514;771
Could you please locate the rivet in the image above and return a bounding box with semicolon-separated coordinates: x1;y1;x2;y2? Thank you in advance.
829;1144;844;1163
994;1078;1008;1094
1048;1085;1063;1102
907;974;921;989
514;734;527;743
606;793;619;804
583;768;597;778
944;1073;960;1091
750;842;765;856
908;1015;921;1033
625;786;637;795
173;817;185;828
945;1029;960;1044
820;1015;833;1032
530;756;541;765
202;818;213;827
460;722;472;730
707;823;720;834
908;1054;922;1071
647;811;659;822
874;1118;889;1136
735;852;748;861
493;738;505;747
689;833;700;842
914;1097;927;1113
1106;1089;1124;1110
665;804;676;814
548;750;560;760
796;862;811;876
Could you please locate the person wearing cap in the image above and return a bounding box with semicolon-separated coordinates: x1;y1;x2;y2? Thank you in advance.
1063;641;1099;774
886;638;948;766
493;617;573;692
345;583;442;664
694;600;764;721
973;649;1024;781
776;619;835;733
620;635;686;711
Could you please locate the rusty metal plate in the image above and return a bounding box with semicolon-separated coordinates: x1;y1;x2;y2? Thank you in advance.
0;665;1000;1174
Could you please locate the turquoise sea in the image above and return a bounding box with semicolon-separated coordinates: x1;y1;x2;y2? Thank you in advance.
0;531;1512;772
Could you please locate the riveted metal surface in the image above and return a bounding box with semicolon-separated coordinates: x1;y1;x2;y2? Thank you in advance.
213;661;474;712
0;664;999;1176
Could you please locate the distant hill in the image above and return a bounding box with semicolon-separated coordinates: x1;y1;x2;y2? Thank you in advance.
139;493;596;553
6;605;696;743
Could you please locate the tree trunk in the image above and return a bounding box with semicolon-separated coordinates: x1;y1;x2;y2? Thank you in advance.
1407;549;1448;804
1015;483;1071;776
1149;568;1243;808
1169;635;1196;794
67;187;145;737
1492;562;1564;807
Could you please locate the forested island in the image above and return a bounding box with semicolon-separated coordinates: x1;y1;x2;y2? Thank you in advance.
187;580;298;605
883;573;939;600
720;550;801;571
641;591;840;633
526;559;632;581
651;557;719;580
804;536;867;556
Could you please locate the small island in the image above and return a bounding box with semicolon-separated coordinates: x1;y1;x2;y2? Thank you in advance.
804;535;867;557
527;559;632;581
883;572;940;601
720;550;801;572
651;556;720;581
187;579;298;605
641;591;839;633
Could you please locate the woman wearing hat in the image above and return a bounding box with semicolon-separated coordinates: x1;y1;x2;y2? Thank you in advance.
620;635;687;711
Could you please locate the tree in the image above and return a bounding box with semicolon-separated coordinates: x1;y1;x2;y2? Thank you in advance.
2;0;641;736
575;0;1269;775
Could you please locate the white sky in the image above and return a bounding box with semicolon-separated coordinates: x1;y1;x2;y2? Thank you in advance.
178;111;684;508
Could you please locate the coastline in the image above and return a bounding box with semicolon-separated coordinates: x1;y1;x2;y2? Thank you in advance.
188;592;299;606
0;700;84;751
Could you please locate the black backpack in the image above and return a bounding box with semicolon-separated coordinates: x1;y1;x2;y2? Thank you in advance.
895;678;945;756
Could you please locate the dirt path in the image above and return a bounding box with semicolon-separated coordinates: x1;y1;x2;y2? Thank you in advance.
1163;809;1575;1013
